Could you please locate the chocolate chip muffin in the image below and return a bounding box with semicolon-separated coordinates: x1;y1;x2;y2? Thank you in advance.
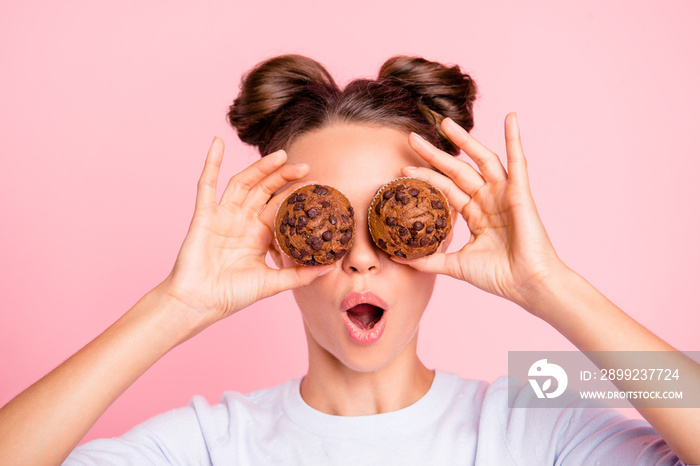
369;178;451;259
275;184;355;266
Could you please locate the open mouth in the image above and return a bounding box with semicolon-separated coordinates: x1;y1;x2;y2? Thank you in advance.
346;304;384;330
340;291;388;345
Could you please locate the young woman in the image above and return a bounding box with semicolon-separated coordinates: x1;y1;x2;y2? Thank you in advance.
0;55;698;465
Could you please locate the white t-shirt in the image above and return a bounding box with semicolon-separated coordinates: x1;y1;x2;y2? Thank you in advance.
64;370;686;465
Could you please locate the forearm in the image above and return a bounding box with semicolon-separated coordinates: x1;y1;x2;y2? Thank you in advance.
0;279;201;466
522;264;700;463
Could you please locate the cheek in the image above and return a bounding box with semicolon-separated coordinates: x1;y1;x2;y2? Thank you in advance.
390;265;437;310
291;273;337;323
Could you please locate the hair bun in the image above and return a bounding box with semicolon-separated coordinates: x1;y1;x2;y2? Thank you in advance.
228;54;339;154
379;56;478;150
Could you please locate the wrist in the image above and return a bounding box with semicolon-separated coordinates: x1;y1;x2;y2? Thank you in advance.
512;260;576;321
141;278;214;345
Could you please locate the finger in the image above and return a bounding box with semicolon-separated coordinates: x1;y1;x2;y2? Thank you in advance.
408;132;486;197
243;163;310;213
257;180;314;231
219;150;288;205
267;264;335;294
389;251;450;275
441;118;508;182
401;166;471;215
196;137;225;207
390;249;469;280
504;113;530;187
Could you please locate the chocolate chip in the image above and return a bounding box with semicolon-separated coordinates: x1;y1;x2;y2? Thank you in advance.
287;193;298;204
305;259;319;266
348;206;354;216
340;231;352;245
409;188;419;197
322;231;332;241
326;251;335;260
291;249;301;259
297;216;308;228
374;203;381;215
297;193;307;201
386;217;397;226
313;186;329;195
395;192;406;203
412;221;424;231
289;229;295;236
396;185;406;191
335;249;347;260
377;239;387;249
329;215;337;225
436;218;447;229
294;202;304;211
431;200;444;209
394;250;406;258
321;200;331;208
307;208;318;218
426;225;435;234
420;237;430;246
341;215;349;223
398;226;409;236
429;188;438;194
308;237;323;250
299;248;309;258
383;190;394;200
287;217;296;226
429;237;437;245
407;238;418;247
280;224;287;234
439;232;446;240
285;238;292;248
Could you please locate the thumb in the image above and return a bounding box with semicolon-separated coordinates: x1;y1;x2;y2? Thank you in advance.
390;252;449;275
268;264;335;294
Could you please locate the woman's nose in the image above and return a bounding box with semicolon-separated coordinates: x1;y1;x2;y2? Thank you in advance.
342;218;381;274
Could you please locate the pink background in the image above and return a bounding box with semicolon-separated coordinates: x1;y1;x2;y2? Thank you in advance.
1;1;699;442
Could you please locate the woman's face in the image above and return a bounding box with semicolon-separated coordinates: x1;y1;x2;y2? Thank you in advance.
275;123;448;373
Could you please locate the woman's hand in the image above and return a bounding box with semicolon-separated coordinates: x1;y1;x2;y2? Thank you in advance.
399;113;565;312
163;138;332;331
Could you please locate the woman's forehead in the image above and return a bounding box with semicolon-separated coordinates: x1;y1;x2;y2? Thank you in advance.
285;124;431;200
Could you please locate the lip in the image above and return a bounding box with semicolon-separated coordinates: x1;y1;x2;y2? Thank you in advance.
340;291;389;345
340;291;389;312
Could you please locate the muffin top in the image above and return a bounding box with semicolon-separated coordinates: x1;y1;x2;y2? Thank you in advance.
275;184;355;266
368;178;451;260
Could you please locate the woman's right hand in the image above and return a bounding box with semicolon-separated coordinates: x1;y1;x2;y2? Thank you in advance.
163;137;332;333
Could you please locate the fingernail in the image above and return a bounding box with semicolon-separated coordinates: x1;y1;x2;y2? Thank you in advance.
389;256;409;264
410;132;428;144
403;166;417;171
442;118;461;132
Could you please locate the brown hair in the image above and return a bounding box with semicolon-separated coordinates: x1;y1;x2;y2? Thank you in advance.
227;54;478;156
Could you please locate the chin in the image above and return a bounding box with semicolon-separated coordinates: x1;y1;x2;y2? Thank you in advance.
306;324;419;375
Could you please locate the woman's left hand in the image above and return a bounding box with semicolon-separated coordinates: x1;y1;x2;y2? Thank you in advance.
399;113;565;312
